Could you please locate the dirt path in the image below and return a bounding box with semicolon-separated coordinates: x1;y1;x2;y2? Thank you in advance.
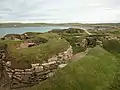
71;48;90;61
80;28;92;35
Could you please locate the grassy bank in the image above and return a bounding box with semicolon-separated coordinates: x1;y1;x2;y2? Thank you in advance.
102;39;120;90
27;46;117;90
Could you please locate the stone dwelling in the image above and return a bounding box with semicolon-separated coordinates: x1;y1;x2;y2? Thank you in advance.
17;41;36;49
80;36;97;49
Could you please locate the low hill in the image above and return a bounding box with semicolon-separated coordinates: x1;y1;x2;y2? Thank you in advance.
27;46;117;90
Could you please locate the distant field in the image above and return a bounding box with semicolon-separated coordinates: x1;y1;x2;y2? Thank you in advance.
27;46;118;90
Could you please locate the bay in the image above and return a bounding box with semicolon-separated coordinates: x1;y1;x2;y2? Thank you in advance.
0;26;69;36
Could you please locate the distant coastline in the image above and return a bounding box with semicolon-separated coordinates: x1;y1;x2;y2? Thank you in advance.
0;23;120;28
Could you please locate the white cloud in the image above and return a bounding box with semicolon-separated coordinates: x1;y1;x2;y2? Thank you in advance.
0;0;120;23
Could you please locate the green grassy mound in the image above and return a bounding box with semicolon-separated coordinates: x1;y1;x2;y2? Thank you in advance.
102;39;120;90
28;46;117;90
0;33;69;69
102;39;120;53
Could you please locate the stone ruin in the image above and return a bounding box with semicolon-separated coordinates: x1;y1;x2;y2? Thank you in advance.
1;33;30;41
17;41;36;49
104;36;120;41
80;36;103;49
0;45;73;89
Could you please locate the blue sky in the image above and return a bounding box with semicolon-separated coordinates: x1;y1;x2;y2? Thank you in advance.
0;0;120;23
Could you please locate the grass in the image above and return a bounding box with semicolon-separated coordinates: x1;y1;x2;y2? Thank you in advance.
0;40;23;51
27;46;117;90
35;33;61;40
108;29;120;35
12;38;69;63
62;33;87;36
102;39;120;90
102;39;120;53
63;36;85;54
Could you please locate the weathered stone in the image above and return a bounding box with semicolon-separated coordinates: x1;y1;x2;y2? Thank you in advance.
14;69;24;72
6;61;11;67
64;51;68;54
15;72;21;75
28;43;35;47
21;72;33;75
35;66;43;72
58;64;67;68
48;56;58;62
58;54;64;58
57;57;63;61
25;69;32;72
42;61;56;67
7;72;12;78
31;63;40;68
80;39;87;48
47;72;55;77
63;55;68;60
1;53;6;59
49;63;58;70
48;61;57;65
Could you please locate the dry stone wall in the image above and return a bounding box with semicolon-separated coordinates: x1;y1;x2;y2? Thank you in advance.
0;45;73;89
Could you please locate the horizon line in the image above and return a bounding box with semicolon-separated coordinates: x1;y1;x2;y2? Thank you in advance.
0;21;120;24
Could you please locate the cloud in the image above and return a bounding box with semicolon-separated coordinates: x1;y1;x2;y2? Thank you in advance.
0;0;120;23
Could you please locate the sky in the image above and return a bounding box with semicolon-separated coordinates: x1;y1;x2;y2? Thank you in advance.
0;0;120;23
